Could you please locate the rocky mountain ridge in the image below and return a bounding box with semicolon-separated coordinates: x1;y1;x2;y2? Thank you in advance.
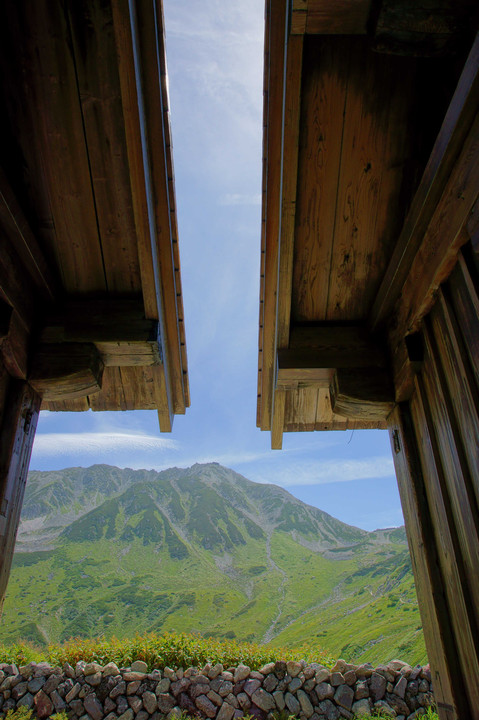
2;464;422;666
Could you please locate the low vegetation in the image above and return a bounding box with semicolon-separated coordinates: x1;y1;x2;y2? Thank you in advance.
2;706;440;720
0;631;334;670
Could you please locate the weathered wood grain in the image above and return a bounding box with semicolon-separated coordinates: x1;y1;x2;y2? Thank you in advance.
448;250;479;385
284;386;320;431
411;373;479;713
371;31;479;330
66;0;142;295
258;0;288;430
292;37;350;322
389;114;479;349
0;167;56;301
277;33;304;349
39;297;162;367
326;40;413;320
29;343;104;401
431;289;479;511
0;379;40;611
291;0;372;35
330;367;395;420
373;0;477;56
271;387;286;449
289;324;389;366
388;404;464;720
421;318;479;635
133;0;185;417
12;0;106;292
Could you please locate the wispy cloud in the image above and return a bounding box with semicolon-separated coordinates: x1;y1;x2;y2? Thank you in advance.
32;432;178;459
219;193;261;206
247;457;395;487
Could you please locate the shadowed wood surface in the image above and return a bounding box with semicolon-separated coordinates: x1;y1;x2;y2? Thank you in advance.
0;0;189;421
258;0;477;442
259;5;479;712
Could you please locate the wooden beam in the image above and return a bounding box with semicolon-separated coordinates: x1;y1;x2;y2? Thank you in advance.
291;0;372;35
330;367;395;420
28;343;104;401
289;324;389;365
258;0;288;430
370;31;479;332
391;334;424;402
271;387;286;449
373;0;477;56
39;298;162;367
0;378;40;611
110;0;179;428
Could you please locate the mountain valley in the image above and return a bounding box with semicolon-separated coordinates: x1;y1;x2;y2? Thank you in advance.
1;463;425;665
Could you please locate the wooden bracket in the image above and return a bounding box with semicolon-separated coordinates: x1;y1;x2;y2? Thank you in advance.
28;343;104;401
330;367;395;420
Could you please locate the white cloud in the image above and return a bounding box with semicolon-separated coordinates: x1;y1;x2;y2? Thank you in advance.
247;457;395;487
219;193;261;206
32;432;178;459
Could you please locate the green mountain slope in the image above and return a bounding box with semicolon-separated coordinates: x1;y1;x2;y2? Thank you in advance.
1;463;426;665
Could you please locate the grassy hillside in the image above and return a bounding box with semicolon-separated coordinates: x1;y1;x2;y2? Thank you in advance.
1;464;426;665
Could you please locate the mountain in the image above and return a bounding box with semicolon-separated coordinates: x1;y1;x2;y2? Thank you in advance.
1;463;425;665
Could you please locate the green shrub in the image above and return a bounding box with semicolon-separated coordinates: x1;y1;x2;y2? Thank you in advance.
5;708;33;720
0;632;333;671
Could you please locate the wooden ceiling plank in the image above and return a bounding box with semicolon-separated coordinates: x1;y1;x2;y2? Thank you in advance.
0;6;62;277
258;0;288;430
389;112;479;350
15;0;106;292
66;0;142;295
370;31;479;331
277;33;304;349
0;167;57;302
292;37;350;323
326;42;408;321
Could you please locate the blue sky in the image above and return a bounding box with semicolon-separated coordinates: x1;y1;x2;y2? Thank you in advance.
29;0;403;532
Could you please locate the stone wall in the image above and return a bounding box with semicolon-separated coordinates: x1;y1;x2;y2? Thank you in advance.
0;658;434;720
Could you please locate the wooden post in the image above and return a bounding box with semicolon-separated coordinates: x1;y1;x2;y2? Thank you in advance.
388;405;468;720
0;373;40;611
